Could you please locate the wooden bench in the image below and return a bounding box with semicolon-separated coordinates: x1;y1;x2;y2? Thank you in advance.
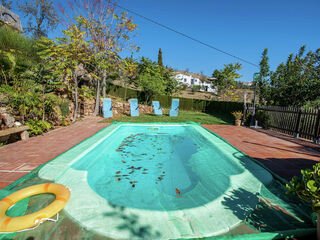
0;126;29;142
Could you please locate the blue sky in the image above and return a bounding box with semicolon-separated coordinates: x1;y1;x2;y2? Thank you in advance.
12;0;320;81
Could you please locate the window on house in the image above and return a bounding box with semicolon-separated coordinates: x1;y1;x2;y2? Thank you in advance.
184;78;187;82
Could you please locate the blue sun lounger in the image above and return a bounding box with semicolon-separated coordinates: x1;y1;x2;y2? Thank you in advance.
129;98;139;117
169;98;179;117
152;101;163;115
103;98;113;118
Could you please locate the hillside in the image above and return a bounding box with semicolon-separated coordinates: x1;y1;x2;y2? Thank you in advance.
112;79;256;103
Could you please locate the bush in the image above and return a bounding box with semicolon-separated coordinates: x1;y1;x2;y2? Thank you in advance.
59;101;70;117
27;119;52;136
192;85;201;93
286;163;320;212
255;110;270;129
244;110;270;129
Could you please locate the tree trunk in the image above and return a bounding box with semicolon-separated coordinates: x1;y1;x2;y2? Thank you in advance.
93;78;100;116
73;72;78;122
102;69;106;98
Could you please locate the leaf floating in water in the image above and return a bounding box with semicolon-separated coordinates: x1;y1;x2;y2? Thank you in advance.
162;171;165;174
121;161;126;163
129;171;134;174
142;172;148;174
116;178;121;182
116;171;121;174
130;181;137;184
176;188;181;195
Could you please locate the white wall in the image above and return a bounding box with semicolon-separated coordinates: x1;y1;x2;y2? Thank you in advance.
175;73;217;94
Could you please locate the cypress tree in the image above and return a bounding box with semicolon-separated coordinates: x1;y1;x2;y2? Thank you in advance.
158;48;163;68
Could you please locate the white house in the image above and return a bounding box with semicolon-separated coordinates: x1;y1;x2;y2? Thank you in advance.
175;73;218;94
242;81;253;86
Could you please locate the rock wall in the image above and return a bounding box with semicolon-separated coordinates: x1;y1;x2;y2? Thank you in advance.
112;102;153;116
0;107;15;129
79;100;153;117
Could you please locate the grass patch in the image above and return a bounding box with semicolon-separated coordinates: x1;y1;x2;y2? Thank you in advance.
101;110;233;125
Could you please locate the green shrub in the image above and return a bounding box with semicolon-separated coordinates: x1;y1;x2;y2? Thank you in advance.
59;102;70;117
243;113;252;126
243;110;270;129
286;163;320;212
27;119;52;136
255;110;270;129
192;85;201;93
231;111;243;120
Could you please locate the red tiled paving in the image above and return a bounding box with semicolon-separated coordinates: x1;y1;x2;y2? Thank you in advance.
1;120;319;190
0;117;110;189
202;125;320;180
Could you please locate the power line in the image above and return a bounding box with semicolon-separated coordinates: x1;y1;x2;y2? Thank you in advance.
116;4;259;68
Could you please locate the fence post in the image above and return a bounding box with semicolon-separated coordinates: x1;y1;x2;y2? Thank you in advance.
294;108;302;138
314;109;320;144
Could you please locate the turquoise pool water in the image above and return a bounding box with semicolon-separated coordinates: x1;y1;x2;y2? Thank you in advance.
39;123;277;239
72;125;244;211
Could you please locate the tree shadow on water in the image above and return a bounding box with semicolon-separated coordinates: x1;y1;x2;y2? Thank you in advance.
221;188;259;221
221;188;314;233
103;203;162;239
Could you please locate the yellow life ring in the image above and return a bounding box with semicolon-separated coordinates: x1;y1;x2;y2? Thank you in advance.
0;183;70;232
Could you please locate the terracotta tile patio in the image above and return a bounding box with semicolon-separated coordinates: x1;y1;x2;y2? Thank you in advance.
0;118;319;189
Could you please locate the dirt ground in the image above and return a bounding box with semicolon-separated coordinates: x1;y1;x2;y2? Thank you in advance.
112;81;256;103
174;88;256;103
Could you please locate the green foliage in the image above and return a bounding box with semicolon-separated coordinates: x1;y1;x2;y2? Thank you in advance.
0;26;37;84
192;85;201;93
59;102;70;117
264;46;320;107
231;111;243;120
286;163;320;213
258;48;271;104
243;110;270;129
27;119;52;136
158;48;163;68
79;86;95;101
162;67;178;95
179;83;188;90
303;98;320;109
212;63;242;95
136;57;166;103
255;110;270;129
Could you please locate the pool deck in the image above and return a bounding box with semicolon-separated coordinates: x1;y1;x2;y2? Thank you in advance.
0;118;319;189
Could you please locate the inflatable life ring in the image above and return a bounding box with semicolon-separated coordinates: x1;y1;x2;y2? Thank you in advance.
0;183;70;232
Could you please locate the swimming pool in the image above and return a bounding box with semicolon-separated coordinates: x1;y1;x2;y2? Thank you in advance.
38;122;279;239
